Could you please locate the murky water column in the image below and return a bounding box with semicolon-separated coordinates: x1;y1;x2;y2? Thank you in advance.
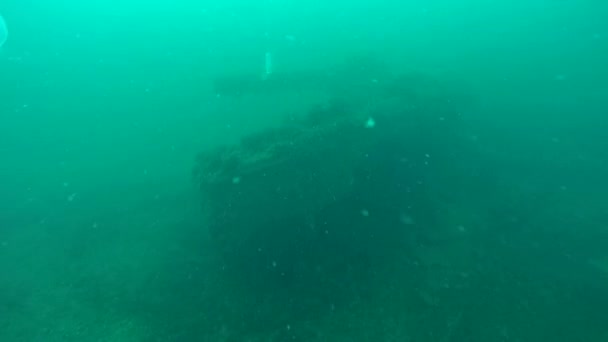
0;14;7;48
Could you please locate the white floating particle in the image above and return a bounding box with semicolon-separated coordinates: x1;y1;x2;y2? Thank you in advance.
232;176;241;184
365;117;376;128
272;261;277;268
361;209;369;217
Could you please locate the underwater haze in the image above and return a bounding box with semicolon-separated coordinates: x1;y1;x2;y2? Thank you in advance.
1;0;608;341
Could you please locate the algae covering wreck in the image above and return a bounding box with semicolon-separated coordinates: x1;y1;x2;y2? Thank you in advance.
194;67;475;296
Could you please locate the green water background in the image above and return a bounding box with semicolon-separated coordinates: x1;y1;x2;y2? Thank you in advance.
1;0;607;340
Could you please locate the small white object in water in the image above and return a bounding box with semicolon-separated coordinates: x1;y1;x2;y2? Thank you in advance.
365;117;376;128
232;176;241;184
0;14;7;48
361;209;369;217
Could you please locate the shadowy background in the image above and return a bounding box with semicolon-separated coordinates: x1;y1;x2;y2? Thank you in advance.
1;0;607;340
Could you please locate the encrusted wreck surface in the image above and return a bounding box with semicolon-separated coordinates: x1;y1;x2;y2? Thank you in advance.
193;72;473;294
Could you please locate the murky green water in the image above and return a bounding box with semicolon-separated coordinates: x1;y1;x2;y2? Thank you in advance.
1;1;607;341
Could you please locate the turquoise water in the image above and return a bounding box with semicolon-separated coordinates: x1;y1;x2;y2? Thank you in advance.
1;1;607;341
